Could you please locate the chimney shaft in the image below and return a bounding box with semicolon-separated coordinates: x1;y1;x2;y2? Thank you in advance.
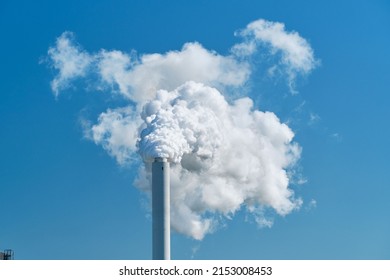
152;158;170;260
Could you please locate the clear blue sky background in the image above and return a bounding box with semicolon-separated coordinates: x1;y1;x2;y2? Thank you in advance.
1;0;389;260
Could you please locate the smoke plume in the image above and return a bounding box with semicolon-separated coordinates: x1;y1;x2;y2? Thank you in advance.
47;19;317;239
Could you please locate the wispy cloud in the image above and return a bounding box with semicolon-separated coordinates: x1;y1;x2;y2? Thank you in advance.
309;112;321;125
305;199;317;211
48;38;251;102
330;132;343;142
233;19;319;93
48;32;92;96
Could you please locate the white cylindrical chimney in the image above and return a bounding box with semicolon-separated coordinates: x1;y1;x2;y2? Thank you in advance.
152;157;170;260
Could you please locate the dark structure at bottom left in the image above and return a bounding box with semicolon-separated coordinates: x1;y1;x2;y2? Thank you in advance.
0;249;14;260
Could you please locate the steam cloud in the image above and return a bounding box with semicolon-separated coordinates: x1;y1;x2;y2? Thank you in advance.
47;19;317;239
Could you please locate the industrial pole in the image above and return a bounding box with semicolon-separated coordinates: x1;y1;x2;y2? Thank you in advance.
152;158;170;260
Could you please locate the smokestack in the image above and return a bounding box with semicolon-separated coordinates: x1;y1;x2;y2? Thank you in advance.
152;157;170;260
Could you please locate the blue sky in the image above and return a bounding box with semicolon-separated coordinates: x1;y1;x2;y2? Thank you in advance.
1;0;389;260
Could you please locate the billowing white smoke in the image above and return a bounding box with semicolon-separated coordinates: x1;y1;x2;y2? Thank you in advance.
139;81;302;239
47;19;317;240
